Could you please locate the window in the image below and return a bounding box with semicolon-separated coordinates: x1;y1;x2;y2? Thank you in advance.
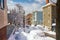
0;0;4;9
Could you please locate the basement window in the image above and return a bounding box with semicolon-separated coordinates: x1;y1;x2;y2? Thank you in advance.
0;0;4;9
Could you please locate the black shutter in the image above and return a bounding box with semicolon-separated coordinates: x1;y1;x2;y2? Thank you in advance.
0;0;1;8
3;0;4;8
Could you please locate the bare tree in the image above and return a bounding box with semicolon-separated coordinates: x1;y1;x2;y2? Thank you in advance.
8;9;17;24
15;4;25;28
8;4;25;30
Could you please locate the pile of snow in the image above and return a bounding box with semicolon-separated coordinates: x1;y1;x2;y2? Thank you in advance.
31;25;35;27
8;34;15;40
27;29;55;40
37;25;43;27
46;37;56;40
46;31;56;35
27;29;44;40
15;31;27;40
44;26;49;32
24;27;30;33
8;25;56;40
52;23;56;26
30;30;45;36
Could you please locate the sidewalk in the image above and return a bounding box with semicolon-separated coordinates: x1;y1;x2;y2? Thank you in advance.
8;34;15;40
8;27;16;40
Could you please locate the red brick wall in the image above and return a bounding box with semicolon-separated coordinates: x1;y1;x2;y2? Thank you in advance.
0;0;8;40
0;27;7;40
26;14;32;25
0;0;8;29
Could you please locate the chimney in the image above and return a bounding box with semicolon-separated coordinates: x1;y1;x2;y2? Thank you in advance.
46;0;49;4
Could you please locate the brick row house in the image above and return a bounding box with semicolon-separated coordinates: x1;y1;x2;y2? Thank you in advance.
26;13;32;26
0;0;8;40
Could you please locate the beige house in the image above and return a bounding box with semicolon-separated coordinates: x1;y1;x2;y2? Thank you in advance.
43;3;56;30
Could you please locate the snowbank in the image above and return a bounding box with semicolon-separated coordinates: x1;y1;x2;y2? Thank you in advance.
8;25;56;40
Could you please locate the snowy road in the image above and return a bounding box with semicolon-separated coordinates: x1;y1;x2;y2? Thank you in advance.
8;25;56;40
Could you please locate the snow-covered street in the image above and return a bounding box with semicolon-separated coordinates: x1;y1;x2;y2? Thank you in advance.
8;25;56;40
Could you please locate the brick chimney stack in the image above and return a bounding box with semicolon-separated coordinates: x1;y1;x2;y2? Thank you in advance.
46;0;49;4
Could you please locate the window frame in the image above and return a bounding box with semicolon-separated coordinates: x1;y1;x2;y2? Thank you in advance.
0;0;4;10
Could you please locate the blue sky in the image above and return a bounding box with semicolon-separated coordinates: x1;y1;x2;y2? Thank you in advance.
13;0;35;3
7;0;57;15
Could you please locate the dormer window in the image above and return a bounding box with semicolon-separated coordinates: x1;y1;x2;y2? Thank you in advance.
0;0;4;9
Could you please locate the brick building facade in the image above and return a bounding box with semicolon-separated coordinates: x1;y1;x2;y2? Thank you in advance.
0;0;8;40
26;13;32;26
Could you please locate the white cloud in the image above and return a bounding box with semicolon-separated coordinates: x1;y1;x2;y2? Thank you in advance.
49;0;57;3
32;3;38;8
35;0;45;4
20;3;41;15
35;0;42;2
7;0;44;15
7;0;16;10
21;0;45;15
7;0;57;15
19;2;43;15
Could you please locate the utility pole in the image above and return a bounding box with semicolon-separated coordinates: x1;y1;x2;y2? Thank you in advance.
56;0;60;40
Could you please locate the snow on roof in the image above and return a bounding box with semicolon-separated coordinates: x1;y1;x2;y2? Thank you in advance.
42;3;56;8
52;23;56;26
